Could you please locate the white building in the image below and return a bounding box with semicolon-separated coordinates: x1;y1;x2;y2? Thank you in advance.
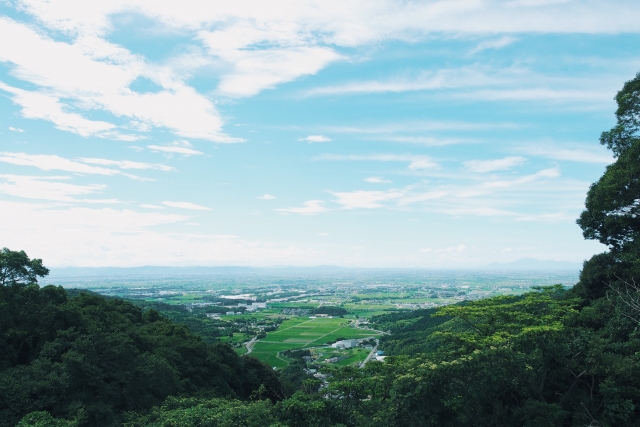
331;339;358;349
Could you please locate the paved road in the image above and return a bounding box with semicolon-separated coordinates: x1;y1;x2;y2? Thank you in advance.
360;344;378;368
245;336;258;354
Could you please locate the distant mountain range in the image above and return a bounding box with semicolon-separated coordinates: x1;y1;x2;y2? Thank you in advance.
47;260;582;277
482;258;582;271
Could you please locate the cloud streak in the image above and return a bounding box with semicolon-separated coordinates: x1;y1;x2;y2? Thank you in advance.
318;153;439;170
464;156;526;173
276;200;327;215
162;201;212;211
0;152;171;179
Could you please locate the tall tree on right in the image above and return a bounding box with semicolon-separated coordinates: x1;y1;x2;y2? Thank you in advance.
576;72;640;302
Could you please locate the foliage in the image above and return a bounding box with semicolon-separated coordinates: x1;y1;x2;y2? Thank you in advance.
0;248;49;286
123;397;282;427
599;71;640;156
577;139;640;256
0;280;284;427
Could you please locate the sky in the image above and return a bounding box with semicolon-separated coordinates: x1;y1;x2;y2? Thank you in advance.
0;0;638;268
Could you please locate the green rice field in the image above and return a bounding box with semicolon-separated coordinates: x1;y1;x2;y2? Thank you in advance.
250;316;380;368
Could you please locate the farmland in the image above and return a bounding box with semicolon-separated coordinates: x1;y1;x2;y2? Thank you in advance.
249;317;380;367
47;267;580;368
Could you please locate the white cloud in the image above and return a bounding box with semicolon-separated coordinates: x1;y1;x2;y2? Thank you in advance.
1;0;634;143
147;141;203;155
0;17;236;142
80;158;175;171
208;45;342;97
456;88;612;102
399;190;449;205
520;144;613;164
304;67;497;96
9;126;24;132
470;36;518;54
162;201;212;211
457;167;561;197
139;204;164;209
319;154;439;170
464;156;526;173
331;189;404;209
0;174;112;202
318;232;329;236
324;121;519;134
277;200;327;215
0;152;120;175
383;136;470;146
0;152;156;180
0;82;120;138
257;194;275;200
364;177;391;183
299;135;332;143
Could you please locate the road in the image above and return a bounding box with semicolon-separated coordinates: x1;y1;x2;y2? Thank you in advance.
360;343;378;368
245;336;258;354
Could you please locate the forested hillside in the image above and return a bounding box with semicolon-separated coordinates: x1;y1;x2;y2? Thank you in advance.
0;254;283;427
3;72;640;426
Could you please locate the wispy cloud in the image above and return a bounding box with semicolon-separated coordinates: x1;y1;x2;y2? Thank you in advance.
257;194;275;200
304;67;496;97
457;168;561;197
464;156;526;173
0;82;123;139
277;200;327;215
8;126;24;132
331;189;405;209
0;17;238;142
323;121;520;134
318;154;439;170
469;36;518;54
1;0;638;147
455;88;613;102
299;135;331;143
147;141;203;156
0;174;115;203
364;177;391;183
398;190;449;205
0;152;124;176
382;136;472;146
0;152;166;180
519;144;613;163
162;201;212;211
80;158;175;171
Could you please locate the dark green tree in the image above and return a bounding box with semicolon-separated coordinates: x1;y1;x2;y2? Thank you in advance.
599;71;640;156
0;248;49;286
575;72;640;302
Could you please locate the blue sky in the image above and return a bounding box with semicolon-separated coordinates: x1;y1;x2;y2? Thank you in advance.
0;0;638;268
